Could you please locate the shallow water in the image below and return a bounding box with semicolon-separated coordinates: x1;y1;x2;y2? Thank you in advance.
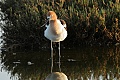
0;45;120;80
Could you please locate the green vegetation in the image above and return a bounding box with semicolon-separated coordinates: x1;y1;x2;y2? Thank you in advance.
0;0;120;50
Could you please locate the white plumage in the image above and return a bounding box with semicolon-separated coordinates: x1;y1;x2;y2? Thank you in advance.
44;19;67;42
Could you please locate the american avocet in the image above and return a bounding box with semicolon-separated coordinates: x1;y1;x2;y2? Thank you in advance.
44;11;67;72
45;72;68;80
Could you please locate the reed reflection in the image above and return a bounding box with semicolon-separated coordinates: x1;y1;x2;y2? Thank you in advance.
0;46;120;80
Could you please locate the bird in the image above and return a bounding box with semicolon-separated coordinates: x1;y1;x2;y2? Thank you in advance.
45;72;68;80
44;11;67;72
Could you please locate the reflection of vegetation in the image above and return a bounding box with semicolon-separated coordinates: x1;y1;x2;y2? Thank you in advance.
63;46;120;79
1;50;50;80
1;46;120;79
0;0;120;50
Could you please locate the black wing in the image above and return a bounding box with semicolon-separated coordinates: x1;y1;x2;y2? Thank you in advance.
59;19;67;30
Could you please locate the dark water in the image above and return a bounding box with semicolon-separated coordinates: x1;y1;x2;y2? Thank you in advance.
0;46;120;80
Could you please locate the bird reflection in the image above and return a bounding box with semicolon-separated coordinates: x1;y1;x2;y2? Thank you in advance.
50;48;61;73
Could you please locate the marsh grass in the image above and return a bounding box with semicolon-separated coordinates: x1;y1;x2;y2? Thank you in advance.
0;0;120;50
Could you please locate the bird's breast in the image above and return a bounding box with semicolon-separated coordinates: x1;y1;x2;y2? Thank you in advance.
50;21;62;35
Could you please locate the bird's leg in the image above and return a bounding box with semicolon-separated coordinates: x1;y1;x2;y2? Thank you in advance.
51;41;53;73
58;42;61;72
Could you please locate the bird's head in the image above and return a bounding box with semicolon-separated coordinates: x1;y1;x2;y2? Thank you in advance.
47;11;57;21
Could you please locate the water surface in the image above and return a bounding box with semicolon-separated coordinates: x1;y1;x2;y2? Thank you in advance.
0;46;120;80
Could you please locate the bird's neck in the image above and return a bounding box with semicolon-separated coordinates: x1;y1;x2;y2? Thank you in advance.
50;19;57;23
49;20;58;26
49;20;62;35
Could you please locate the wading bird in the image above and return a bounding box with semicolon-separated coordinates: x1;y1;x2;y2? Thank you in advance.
44;11;67;72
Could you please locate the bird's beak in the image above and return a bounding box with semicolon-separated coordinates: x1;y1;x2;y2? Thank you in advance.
41;20;49;27
41;16;51;27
